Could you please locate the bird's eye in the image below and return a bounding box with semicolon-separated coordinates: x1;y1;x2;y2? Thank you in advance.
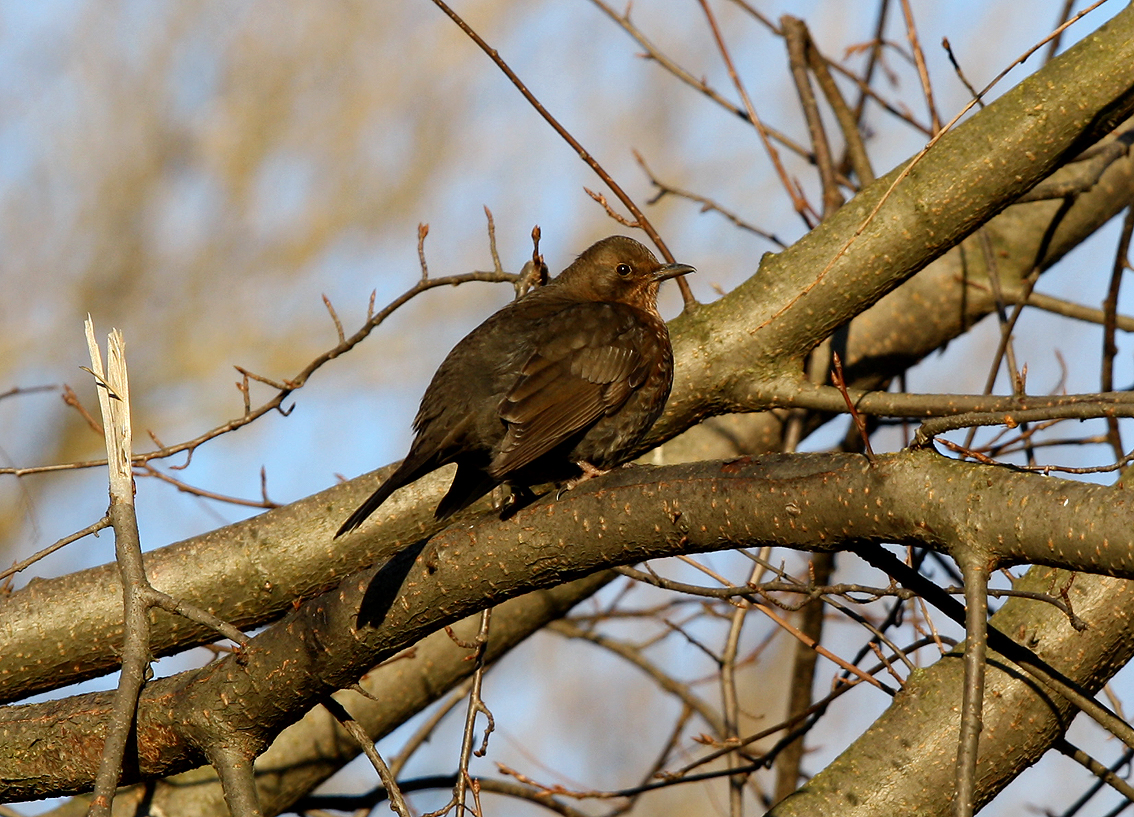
616;263;633;277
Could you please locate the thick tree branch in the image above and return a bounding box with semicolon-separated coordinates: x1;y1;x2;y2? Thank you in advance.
4;450;1134;801
771;565;1134;817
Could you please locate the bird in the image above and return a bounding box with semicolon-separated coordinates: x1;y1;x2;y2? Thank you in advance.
335;235;694;537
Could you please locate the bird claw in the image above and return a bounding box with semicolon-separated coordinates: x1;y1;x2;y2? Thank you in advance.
557;461;610;500
499;484;538;519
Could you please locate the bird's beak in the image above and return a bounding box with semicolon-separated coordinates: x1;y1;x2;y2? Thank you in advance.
654;262;695;282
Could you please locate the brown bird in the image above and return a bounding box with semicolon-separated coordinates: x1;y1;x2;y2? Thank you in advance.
335;235;693;536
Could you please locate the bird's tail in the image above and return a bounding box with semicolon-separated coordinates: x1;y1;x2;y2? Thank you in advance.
432;463;498;520
334;464;415;537
336;457;499;536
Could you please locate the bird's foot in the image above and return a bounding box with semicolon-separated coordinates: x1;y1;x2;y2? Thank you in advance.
499;484;539;519
556;461;610;500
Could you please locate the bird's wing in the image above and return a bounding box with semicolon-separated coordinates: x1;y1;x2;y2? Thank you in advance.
490;303;650;477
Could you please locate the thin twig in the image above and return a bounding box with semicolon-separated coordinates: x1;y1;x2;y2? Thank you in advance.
0;516;112;583
322;294;345;345
699;0;815;228
899;0;941;133
418;223;431;280
941;38;983;108
3;266;524;479
589;0;815;162
721;592;749;817
322;696;412;817
0;383;58;402
430;0;695;307
1102;207;1134;460
783;16;844;217
747;0;1111;341
85;323;150;817
1045;0;1079;62
138;462;279;509
832;353;875;460
453;609;495;816
953;554;990;817
636;151;784;246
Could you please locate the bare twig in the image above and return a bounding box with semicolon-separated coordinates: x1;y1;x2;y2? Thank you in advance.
1045;0;1079;62
941;37;984;108
418;222;431;280
0;516;112;583
323;294;345;345
0;383;58;402
953;554;990;817
138;462;279;509
430;0;695;307
832;353;875;460
85;323;150;817
3;264;524;480
1102;207;1134;460
589;0;814;162
699;0;815;228
484;206;503;274
636;151;785;246
440;608;495;817
899;0;942;133
783;16;845;217
322;696;412;817
749;0;1112;341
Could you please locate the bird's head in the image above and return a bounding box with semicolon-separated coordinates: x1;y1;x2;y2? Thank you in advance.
554;235;694;310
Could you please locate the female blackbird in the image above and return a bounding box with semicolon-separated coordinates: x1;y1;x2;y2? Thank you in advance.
336;235;693;536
